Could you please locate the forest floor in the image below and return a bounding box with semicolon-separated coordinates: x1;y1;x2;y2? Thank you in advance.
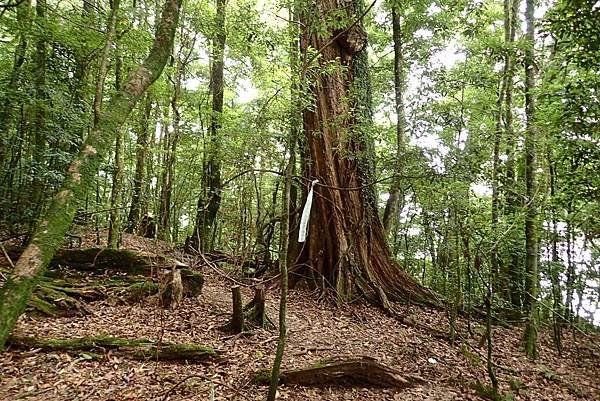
0;233;599;400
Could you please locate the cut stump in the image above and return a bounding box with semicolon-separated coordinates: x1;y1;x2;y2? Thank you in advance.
243;285;274;329
219;285;245;333
255;356;426;388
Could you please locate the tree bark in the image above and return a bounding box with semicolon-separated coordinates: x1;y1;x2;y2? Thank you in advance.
259;356;426;388
126;95;153;233
0;0;183;351
188;0;226;253
522;0;539;359
108;50;124;248
7;335;217;361
220;285;244;333
503;0;522;310
29;0;48;228
293;0;437;308
157;57;183;241
382;6;407;236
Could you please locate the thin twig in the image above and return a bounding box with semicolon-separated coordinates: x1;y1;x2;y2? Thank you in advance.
197;251;251;288
0;241;15;269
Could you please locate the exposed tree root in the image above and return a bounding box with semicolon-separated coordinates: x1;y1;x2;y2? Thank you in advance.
255;356;426;388
7;335;219;362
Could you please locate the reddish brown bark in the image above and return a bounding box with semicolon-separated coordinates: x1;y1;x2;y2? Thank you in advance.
292;0;437;308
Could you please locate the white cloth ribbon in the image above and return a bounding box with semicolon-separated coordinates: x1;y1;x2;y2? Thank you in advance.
298;179;319;242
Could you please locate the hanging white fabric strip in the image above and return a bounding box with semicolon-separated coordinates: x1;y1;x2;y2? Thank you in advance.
298;179;318;242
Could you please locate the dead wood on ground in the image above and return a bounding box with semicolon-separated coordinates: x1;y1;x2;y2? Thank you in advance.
255;356;427;388
7;335;218;361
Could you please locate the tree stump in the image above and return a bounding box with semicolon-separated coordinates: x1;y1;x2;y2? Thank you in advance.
219;285;245;333
160;268;184;309
243;285;273;329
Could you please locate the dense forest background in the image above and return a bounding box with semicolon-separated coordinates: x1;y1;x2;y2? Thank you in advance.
0;0;599;394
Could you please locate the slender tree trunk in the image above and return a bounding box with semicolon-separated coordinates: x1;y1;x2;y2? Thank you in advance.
188;0;226;252
126;95;153;232
267;125;295;401
108;51;124;248
491;0;513;295
285;0;303;269
29;0;48;229
267;6;301;394
382;6;407;235
503;0;522;310
0;0;182;351
0;0;30;171
158;53;183;241
548;156;562;353
0;0;30;219
522;0;539;359
565;206;574;320
293;0;437;308
91;0;120;131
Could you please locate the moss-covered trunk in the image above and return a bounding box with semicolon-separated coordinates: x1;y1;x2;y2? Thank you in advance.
7;335;218;361
0;0;182;351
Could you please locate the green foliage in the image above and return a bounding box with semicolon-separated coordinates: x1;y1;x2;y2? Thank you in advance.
0;0;598;343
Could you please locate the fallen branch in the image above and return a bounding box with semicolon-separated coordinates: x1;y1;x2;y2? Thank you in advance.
255;356;426;388
7;335;219;362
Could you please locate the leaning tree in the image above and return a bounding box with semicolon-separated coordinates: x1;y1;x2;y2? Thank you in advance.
0;0;183;350
291;0;437;308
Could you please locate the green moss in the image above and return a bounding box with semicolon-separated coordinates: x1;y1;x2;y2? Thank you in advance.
28;294;59;316
459;344;481;366
471;380;501;401
313;357;335;368
125;281;160;301
0;274;42;350
253;368;272;384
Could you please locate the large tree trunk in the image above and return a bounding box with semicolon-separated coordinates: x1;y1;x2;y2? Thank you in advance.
292;0;437;308
0;0;182;351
